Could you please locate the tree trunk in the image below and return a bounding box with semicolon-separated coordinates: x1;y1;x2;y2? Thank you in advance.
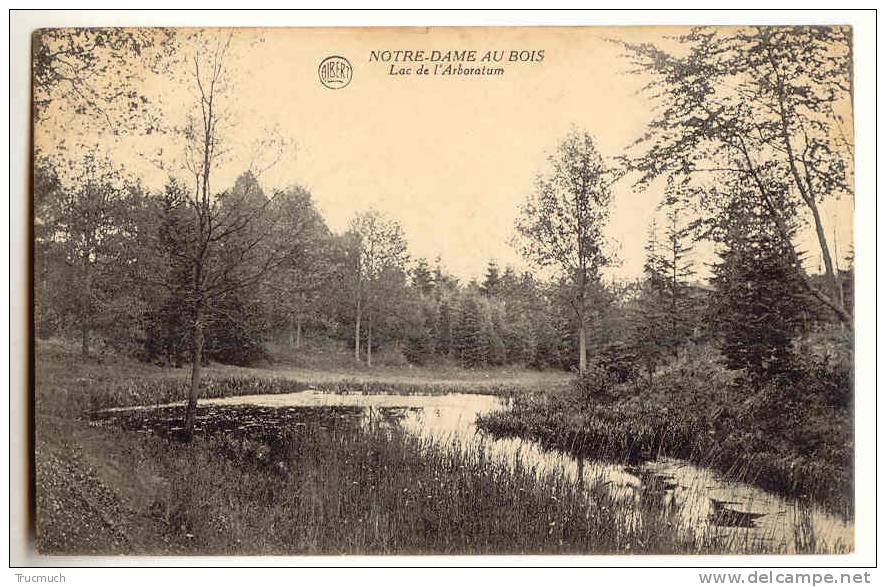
81;258;92;356
288;313;295;347
801;278;853;327
185;313;204;440
765;48;847;319
367;314;373;368
296;315;302;349
354;296;361;362
807;199;844;307
578;321;587;375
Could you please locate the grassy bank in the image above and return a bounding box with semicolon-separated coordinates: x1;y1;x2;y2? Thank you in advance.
477;341;854;517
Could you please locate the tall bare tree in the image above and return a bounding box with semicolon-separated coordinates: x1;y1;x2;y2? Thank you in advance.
158;33;293;437
738;26;853;314
514;129;614;374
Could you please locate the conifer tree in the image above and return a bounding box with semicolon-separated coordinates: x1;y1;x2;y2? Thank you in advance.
709;199;807;381
481;260;502;298
658;200;696;355
632;195;696;372
411;258;435;297
486;304;508;366
632;219;670;374
455;295;488;368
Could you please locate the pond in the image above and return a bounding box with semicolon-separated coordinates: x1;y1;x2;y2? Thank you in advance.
98;390;853;553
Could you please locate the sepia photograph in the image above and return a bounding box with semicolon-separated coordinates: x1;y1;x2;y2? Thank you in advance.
11;11;876;567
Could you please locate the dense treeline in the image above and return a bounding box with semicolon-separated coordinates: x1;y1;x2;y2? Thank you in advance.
32;158;596;371
33;151;853;375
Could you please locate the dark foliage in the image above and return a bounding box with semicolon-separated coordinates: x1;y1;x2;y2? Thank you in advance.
709;219;808;381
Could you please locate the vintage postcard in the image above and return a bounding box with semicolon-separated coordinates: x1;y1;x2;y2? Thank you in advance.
29;23;857;558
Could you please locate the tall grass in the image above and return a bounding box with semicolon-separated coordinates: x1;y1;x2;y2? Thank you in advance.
73;405;798;555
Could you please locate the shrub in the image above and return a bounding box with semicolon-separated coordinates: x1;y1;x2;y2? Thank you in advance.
593;343;641;384
402;327;435;366
797;354;853;410
572;366;621;406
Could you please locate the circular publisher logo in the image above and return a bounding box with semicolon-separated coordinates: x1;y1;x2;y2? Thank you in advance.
318;56;353;89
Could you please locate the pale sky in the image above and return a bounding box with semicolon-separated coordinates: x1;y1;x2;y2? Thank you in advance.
36;26;855;283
